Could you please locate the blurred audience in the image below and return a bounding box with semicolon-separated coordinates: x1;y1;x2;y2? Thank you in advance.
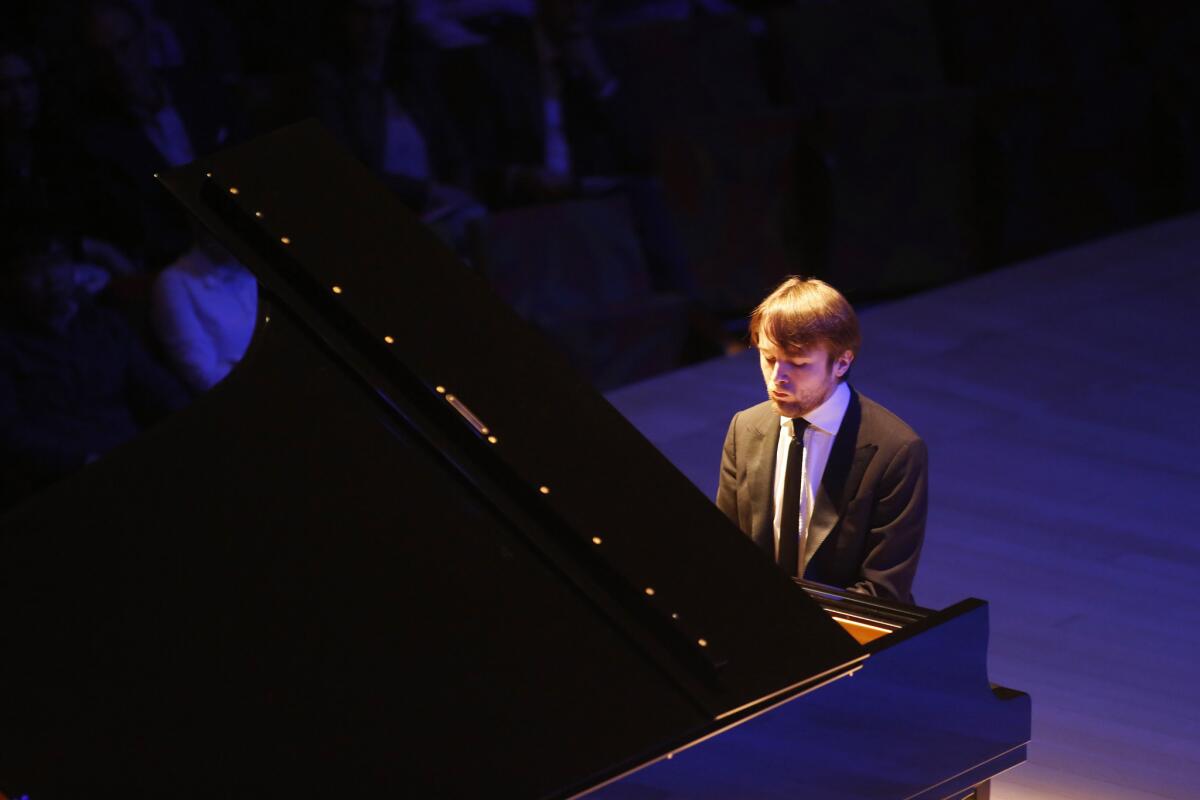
406;0;533;49
125;0;243;84
595;0;738;28
449;0;651;207
151;226;256;392
0;44;136;279
448;0;695;294
413;0;745;36
0;0;1197;510
76;0;241;272
0;226;189;509
310;0;484;248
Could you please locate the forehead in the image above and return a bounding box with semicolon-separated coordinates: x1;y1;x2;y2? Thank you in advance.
757;334;826;359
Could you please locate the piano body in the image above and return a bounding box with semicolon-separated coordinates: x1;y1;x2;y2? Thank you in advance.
0;122;1029;799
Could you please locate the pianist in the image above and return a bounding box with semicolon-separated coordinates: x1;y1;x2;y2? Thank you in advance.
716;277;927;604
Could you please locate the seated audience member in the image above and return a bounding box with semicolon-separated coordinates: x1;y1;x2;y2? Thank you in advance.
0;229;190;509
75;0;241;271
449;0;652;207
0;43;136;278
310;0;484;249
151;227;257;392
450;0;697;295
406;0;533;48
124;0;243;84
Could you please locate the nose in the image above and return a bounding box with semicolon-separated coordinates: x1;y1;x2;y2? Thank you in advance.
772;361;790;385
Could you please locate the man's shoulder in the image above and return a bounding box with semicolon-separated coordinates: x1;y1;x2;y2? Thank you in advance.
854;390;923;447
730;400;776;431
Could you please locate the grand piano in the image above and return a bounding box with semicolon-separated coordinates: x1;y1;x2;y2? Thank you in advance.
0;122;1029;799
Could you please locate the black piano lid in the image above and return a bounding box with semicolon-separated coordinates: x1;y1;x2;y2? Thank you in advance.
0;121;863;798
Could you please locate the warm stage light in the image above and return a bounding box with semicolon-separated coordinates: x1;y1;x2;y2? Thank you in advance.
384;335;394;344
229;187;239;195
591;536;602;545
331;285;342;294
697;638;708;648
280;236;291;245
644;587;656;596
539;486;550;495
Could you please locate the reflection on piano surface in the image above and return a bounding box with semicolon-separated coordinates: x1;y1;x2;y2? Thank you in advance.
591;583;1029;799
0;121;1028;799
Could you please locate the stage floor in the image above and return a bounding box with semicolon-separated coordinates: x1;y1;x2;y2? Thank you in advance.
608;212;1200;799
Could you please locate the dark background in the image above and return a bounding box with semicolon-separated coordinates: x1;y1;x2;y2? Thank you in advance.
2;0;1198;507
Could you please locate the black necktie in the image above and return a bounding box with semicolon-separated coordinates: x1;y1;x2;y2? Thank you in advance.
778;418;809;577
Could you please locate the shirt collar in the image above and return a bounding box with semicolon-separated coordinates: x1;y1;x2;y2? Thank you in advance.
779;381;851;437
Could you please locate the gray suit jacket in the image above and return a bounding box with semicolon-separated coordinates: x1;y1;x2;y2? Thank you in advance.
715;387;927;604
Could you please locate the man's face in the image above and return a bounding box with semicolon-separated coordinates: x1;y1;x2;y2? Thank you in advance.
758;334;852;418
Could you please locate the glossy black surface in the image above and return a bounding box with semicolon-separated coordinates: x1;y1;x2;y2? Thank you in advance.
801;579;929;631
591;595;1031;800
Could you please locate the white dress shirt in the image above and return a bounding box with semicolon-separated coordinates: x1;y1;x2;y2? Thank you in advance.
771;381;851;573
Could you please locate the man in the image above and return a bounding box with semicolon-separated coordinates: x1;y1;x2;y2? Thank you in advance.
78;0;240;270
308;0;483;251
446;0;650;207
716;277;927;603
0;228;190;509
446;0;696;294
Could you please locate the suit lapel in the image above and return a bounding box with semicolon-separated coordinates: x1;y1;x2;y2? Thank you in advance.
746;405;781;558
805;389;875;565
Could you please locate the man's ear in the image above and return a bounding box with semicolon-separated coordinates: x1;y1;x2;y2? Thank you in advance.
833;350;854;378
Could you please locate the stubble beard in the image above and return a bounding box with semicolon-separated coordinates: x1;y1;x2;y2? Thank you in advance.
767;380;837;419
769;396;813;419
